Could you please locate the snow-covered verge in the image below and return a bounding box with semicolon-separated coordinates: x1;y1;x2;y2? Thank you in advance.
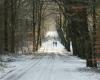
0;55;34;79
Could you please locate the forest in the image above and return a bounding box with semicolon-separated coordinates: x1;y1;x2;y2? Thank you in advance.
0;0;100;80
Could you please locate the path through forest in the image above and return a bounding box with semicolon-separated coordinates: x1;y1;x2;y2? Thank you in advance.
1;13;100;80
2;54;100;80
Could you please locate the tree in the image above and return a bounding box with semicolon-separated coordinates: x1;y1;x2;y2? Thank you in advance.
10;0;17;53
86;0;97;67
4;0;9;52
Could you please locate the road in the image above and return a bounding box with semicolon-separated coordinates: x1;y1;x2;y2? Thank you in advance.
2;54;100;80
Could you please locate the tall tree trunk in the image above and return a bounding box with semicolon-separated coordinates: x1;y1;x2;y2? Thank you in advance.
4;0;8;52
36;12;41;50
36;0;42;50
87;0;97;67
10;0;16;53
66;16;70;51
32;0;36;51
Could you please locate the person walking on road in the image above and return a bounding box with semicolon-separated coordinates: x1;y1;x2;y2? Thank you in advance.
53;41;57;47
55;41;57;47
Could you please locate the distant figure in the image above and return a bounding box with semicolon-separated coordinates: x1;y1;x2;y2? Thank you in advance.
55;41;57;47
53;41;57;47
54;36;56;40
53;41;55;46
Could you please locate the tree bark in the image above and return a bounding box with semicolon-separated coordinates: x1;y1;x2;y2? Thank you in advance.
4;0;8;52
32;0;36;51
10;0;16;53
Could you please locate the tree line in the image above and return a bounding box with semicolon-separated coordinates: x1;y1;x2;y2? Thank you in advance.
0;0;46;55
0;0;100;68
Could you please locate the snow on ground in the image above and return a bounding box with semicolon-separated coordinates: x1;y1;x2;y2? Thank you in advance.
1;54;100;80
1;30;100;80
38;31;70;55
0;55;34;79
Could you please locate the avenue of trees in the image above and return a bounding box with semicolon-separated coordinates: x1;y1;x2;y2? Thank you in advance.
55;0;99;67
54;0;100;67
0;0;100;68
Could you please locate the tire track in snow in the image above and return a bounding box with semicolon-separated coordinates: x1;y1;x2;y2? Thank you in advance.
33;55;52;80
50;54;59;80
15;55;51;80
41;54;55;80
46;54;55;80
2;55;44;80
50;54;68;80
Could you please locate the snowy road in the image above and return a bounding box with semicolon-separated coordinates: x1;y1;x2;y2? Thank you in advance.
2;54;100;80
